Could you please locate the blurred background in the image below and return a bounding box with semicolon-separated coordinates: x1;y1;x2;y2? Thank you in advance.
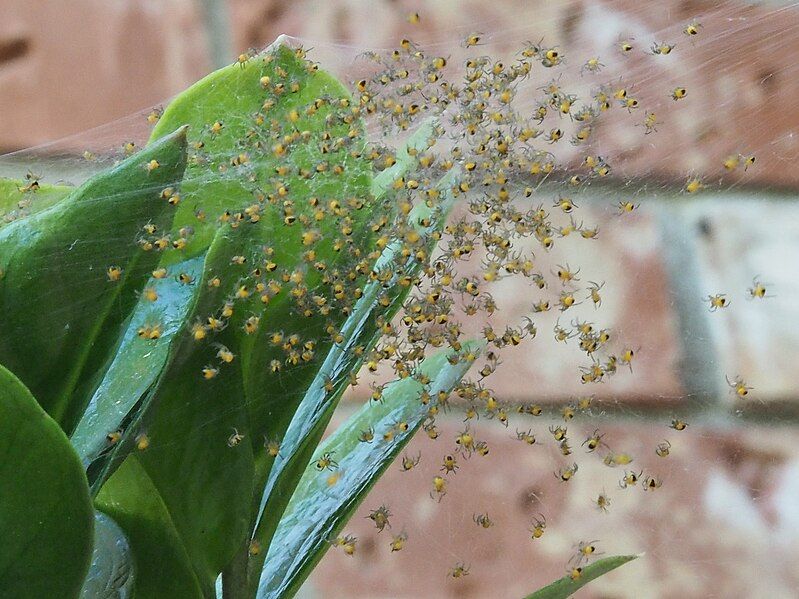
3;1;799;597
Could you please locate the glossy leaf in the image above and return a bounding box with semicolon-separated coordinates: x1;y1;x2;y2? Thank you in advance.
0;177;72;225
93;37;379;594
148;37;377;486
77;42;349;482
248;120;445;509
256;341;484;599
0;127;188;431
79;511;135;598
72;255;205;469
247;164;461;592
0;364;94;598
370;116;438;199
523;555;639;599
95;458;205;598
149;37;371;263
94;225;256;596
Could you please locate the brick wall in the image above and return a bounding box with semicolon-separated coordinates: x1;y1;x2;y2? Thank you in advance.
3;1;798;597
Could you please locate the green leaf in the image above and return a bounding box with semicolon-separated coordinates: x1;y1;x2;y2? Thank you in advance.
78;39;363;489
79;511;135;598
0;127;188;431
370;116;438;199
0;364;94;598
147;35;378;497
94;226;256;596
243;247;408;594
95;458;205;599
523;555;639;599
73;45;344;474
71;255;205;469
0;178;72;226
256;341;484;599
247;163;460;591
92;37;381;594
149;37;371;263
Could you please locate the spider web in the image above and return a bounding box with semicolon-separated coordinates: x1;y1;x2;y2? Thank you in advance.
2;1;799;597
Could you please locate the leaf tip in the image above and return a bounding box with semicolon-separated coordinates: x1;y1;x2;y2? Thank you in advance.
268;34;299;53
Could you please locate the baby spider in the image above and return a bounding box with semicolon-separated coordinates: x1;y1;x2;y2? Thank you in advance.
390;530;408;552
655;440;671;457
747;277;772;299
620;347;636;372
554;323;575;343
549;425;568;441
684;20;702;36
236;48;255;69
134;432;149;451
431;475;447;502
530;514;547;539
553;196;577;213
367;505;392;532
619;38;635;53
263;437;280;458
670;418;688;431
107;265;123;282
559;439;573;456
582;429;606;453
642;111;659;134
473;513;494;528
473;440;490;457
516;429;537;445
587;281;604;308
455;426;475;454
684;177;703;194
227;428;244;448
726;375;753;398
202;365;219;380
400;452;421;471
617;200;639;214
450;562;470;579
332;534;357;556
315;451;338;471
705;293;730;311
555;263;580;284
580;223;600;239
542;46;562;68
619;469;643;489
441;454;459;475
595;491;612;512
463;33;483;48
603;452;634;467
558;291;580;311
650;42;675;55
643;476;663;491
581;56;604;74
571;540;603;565
555;462;579;482
146;107;162;124
215;344;235;363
